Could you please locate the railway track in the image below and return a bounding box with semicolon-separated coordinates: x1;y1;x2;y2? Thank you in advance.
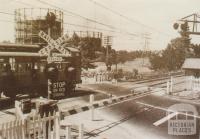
0;71;184;111
123;73;184;91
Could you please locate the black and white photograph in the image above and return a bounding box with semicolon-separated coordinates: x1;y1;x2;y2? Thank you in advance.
0;0;200;138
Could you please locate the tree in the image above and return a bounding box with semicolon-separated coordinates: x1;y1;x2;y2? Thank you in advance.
192;44;200;57
149;21;191;71
149;52;165;70
66;34;105;69
1;40;11;43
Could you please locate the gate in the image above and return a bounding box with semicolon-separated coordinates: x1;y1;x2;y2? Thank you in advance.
186;76;200;91
0;112;60;139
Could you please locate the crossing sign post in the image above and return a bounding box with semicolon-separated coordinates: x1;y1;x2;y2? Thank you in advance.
38;31;71;58
38;30;70;99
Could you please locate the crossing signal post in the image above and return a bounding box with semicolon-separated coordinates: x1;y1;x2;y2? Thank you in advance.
45;63;58;99
38;30;70;99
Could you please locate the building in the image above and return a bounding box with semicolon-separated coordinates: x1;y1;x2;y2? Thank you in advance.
182;58;200;77
15;8;63;45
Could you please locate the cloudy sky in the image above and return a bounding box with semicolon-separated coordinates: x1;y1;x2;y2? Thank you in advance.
0;0;200;51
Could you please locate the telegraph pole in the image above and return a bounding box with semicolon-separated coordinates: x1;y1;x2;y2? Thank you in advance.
141;33;151;65
103;36;113;71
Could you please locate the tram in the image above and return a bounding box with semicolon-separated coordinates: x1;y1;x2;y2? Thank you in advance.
0;43;81;98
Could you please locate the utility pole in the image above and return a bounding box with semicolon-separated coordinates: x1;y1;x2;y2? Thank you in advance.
141;33;151;65
103;36;113;71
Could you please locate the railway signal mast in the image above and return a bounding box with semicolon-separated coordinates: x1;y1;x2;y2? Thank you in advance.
173;13;200;35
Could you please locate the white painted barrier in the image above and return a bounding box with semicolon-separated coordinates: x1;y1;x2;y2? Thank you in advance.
90;94;95;121
186;76;200;91
0;112;60;139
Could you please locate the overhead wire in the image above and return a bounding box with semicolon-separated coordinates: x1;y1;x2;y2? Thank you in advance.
0;0;139;37
88;0;173;37
0;11;138;37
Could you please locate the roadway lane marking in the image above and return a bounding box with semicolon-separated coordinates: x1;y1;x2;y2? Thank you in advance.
153;112;177;126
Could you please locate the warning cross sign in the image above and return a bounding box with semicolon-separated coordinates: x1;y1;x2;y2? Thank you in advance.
38;31;71;57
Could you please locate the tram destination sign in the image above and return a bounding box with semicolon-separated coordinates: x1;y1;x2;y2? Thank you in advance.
38;31;71;56
47;56;63;62
52;81;66;97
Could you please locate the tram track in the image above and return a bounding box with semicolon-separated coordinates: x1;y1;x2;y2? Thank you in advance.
0;72;184;111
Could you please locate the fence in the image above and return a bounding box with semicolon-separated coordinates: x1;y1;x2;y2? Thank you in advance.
81;73;110;84
185;76;200;91
0;111;60;139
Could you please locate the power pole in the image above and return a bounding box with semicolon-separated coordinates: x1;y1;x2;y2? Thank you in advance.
141;33;151;65
102;36;113;71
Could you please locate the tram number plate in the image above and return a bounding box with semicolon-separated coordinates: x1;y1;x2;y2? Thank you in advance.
52;81;66;97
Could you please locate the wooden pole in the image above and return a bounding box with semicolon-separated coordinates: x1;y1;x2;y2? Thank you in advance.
55;112;60;139
166;81;169;94
65;125;71;139
90;94;94;121
170;76;173;93
78;124;84;139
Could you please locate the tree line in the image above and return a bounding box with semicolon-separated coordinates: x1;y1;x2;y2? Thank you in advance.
66;32;153;69
149;21;198;71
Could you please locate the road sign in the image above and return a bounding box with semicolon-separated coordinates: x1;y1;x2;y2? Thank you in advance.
52;81;66;97
38;31;70;56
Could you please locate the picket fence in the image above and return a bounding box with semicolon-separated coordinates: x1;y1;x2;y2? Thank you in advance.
186;76;200;91
0;112;60;139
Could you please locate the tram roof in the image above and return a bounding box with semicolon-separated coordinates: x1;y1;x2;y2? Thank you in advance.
0;43;79;57
0;43;40;48
0;52;72;57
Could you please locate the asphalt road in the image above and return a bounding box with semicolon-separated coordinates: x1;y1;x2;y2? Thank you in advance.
97;94;200;139
64;75;200;139
62;90;200;139
1;74;198;139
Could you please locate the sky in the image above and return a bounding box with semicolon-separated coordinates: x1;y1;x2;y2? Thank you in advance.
0;0;200;51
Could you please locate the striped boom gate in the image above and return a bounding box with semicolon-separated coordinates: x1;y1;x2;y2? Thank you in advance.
0;87;157;138
61;92;145;119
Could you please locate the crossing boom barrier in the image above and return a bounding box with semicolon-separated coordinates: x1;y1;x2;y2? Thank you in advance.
60;90;149;119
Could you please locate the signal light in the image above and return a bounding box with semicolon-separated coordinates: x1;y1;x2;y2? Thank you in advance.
173;23;179;30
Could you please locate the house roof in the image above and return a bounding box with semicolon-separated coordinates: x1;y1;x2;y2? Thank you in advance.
182;58;200;70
